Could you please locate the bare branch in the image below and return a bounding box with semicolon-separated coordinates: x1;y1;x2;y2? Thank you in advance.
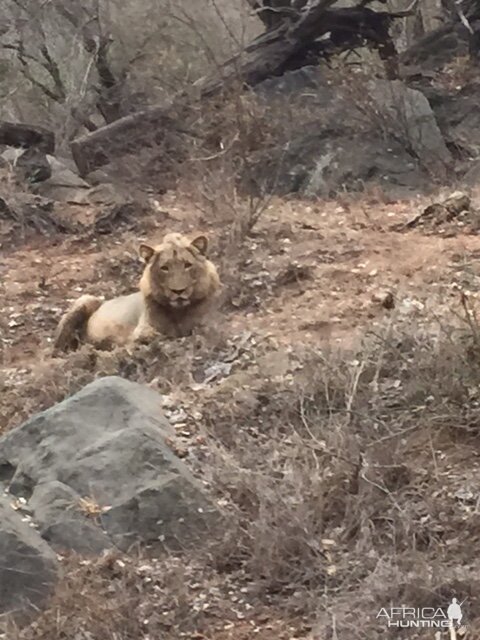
2;40;66;102
39;43;66;101
454;0;474;33
69;0;430;172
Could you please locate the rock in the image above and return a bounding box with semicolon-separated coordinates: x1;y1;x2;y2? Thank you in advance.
0;497;58;619
372;290;395;310
0;190;72;237
82;182;128;206
432;81;480;165
47;155;80;174
397;190;474;232
463;159;480;186
0;195;13;219
252;132;430;198
255;65;328;98
29;481;112;554
401;23;471;71
1;148;90;200
248;73;452;197
367;80;452;178
1;147;52;184
311;135;429;197
0;377;219;552
88;184;151;233
1;146;23;165
32;155;90;201
15;146;52;183
85;168;114;185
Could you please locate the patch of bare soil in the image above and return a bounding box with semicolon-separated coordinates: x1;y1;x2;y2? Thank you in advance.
3;185;480;638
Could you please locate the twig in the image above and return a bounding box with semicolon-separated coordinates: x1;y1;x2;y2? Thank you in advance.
359;469;404;514
449;622;457;640
346;359;365;425
331;613;339;640
460;290;480;348
364;423;420;448
187;133;240;162
454;0;474;33
297;396;359;467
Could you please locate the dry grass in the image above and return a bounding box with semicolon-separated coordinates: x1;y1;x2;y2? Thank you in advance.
5;308;480;638
2;82;480;635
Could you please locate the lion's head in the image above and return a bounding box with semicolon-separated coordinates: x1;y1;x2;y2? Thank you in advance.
139;232;220;310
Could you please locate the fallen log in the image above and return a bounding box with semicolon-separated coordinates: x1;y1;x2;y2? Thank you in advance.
0;122;55;154
70;107;182;176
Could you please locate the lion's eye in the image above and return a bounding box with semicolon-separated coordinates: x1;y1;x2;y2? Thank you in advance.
161;265;169;272
184;262;193;270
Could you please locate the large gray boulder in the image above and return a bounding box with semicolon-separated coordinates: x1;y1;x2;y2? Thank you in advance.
0;376;219;553
432;81;480;163
250;131;430;198
249;70;452;197
0;498;58;618
367;79;453;178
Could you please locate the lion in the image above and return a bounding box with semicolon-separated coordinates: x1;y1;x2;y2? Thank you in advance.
53;232;221;352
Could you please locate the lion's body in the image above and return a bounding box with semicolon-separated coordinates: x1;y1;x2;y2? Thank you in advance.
85;292;144;346
53;232;221;351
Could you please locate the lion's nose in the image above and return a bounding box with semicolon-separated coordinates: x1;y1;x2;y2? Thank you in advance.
171;288;186;295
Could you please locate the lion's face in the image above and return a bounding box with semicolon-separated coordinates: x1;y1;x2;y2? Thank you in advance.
139;233;212;309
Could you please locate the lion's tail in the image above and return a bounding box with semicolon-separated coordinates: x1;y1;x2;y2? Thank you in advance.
53;294;103;352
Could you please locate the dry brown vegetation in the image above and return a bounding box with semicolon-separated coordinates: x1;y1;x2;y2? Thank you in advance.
2;0;480;638
3;178;480;638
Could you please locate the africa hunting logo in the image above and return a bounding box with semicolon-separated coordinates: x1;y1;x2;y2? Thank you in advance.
376;598;465;629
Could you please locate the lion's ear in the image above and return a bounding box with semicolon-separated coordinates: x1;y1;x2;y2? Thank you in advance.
139;243;155;263
190;234;208;256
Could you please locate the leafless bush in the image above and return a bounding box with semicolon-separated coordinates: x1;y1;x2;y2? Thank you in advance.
0;0;257;146
192;310;480;625
5;305;480;637
333;63;453;182
7;314;478;633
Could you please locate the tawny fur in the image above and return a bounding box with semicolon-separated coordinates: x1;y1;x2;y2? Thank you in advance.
53;295;103;352
53;232;221;352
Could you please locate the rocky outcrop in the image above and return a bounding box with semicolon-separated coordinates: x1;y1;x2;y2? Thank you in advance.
0;376;220;618
250;72;456;197
0;498;58;619
367;79;452;179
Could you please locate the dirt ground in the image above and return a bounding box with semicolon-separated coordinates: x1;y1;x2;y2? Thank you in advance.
3;188;480;370
3;185;480;638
